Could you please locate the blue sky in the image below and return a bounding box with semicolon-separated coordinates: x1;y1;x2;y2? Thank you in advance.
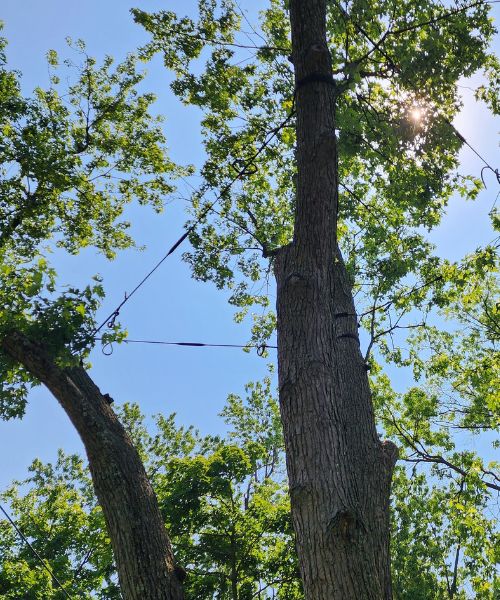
0;0;499;489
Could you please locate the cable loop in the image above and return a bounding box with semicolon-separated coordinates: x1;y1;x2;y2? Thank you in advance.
481;165;500;188
107;310;120;329
257;343;267;357
102;342;114;356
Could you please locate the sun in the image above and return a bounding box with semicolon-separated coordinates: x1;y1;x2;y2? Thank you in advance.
410;106;424;122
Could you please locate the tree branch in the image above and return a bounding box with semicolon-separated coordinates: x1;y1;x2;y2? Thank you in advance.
387;414;500;492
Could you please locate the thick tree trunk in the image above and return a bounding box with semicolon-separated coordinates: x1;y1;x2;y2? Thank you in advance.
2;331;184;600
274;1;398;598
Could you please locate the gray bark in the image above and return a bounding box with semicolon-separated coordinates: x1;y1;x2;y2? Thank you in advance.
274;1;398;598
2;331;184;600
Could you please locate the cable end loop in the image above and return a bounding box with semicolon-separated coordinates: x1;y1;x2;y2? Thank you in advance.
257;343;267;357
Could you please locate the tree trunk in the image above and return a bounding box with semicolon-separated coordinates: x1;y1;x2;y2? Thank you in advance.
274;1;398;598
2;331;184;600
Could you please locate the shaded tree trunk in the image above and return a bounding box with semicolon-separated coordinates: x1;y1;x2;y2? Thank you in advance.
2;331;184;600
274;1;398;598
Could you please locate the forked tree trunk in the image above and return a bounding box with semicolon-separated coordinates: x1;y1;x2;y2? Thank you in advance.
2;331;184;600
274;1;398;598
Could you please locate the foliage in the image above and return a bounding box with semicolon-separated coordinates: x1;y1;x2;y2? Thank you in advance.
0;382;302;600
0;30;186;417
132;0;494;324
0;451;118;599
391;468;499;599
1;381;498;598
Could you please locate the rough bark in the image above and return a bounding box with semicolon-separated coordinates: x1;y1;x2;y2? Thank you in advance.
1;331;184;600
274;1;398;598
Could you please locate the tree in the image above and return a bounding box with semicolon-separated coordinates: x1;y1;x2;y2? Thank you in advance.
0;35;185;599
1;1;499;599
132;0;498;597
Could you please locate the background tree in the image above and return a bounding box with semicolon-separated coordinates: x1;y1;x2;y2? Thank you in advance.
0;382;303;600
0;451;119;599
1;381;497;597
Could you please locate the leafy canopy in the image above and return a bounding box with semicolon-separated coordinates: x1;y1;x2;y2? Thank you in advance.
1;382;498;598
0;31;187;417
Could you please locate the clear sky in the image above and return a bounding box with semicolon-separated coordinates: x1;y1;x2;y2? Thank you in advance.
0;1;499;490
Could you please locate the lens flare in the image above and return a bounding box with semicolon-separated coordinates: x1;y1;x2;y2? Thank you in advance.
410;107;423;122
